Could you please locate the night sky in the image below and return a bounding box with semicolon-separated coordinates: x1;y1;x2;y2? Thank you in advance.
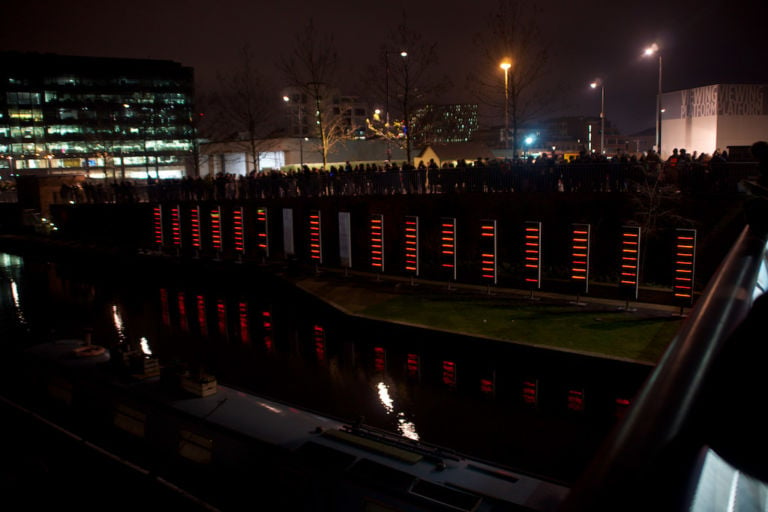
3;0;767;135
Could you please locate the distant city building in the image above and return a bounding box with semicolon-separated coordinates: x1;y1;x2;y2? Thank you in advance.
281;86;369;140
661;83;768;158
410;104;479;146
0;52;195;179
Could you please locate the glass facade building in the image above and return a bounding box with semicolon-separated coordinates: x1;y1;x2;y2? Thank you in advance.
0;52;194;179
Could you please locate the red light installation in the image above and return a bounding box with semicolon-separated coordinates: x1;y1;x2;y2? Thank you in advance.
522;379;538;406
567;389;585;412
523;221;542;288
160;288;170;326
403;215;420;276
673;229;696;304
262;310;274;352
480;219;498;284
238;301;250;344
619;226;641;299
196;295;208;336
256;207;269;257
152;205;164;248
370;214;385;272
406;353;420;379
442;360;457;389
440;218;457;281
217;299;227;338
615;398;631;420
480;372;495;395
570;223;591;293
313;325;326;362
170;205;182;248
309;210;323;264
210;207;223;253
190;206;202;250
373;346;386;373
232;207;245;255
177;291;188;332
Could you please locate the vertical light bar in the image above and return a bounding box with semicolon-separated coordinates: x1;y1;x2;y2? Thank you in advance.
370;214;385;273
406;353;420;379
480;371;496;395
673;228;696;305
190;206;202;250
567;388;585;412
523;221;542;289
570;223;591;294
403;215;420;276
152;205;164;248
442;360;457;389
256;207;269;257
480;219;497;284
620;226;641;299
170;205;182;248
309;210;322;264
232;207;245;255
210;206;222;253
440;217;457;281
522;379;538;407
373;346;386;373
262;310;274;352
217;299;227;338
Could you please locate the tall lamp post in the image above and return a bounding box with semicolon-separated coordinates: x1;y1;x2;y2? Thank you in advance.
283;95;304;167
590;79;605;155
644;43;663;156
500;60;512;151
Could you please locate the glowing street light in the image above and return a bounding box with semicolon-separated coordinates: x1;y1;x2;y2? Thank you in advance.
644;43;663;155
282;95;304;166
590;79;605;155
500;59;512;151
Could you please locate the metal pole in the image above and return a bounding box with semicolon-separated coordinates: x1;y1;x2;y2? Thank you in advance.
385;51;391;163
600;85;605;155
657;55;663;156
504;68;510;151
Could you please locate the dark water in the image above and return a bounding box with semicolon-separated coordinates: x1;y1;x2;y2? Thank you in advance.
0;250;652;484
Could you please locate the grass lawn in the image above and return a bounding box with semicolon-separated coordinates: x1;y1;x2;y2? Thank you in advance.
359;294;682;364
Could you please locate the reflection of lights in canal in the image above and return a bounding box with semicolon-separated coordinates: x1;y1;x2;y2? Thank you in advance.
376;381;419;441
112;304;126;343
9;279;26;324
140;336;152;356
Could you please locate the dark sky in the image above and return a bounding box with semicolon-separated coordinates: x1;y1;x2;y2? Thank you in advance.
3;0;767;135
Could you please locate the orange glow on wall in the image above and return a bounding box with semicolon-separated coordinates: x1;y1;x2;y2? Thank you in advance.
190;206;201;249
210;207;222;252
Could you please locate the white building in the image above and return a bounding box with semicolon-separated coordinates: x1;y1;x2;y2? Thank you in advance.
661;83;768;158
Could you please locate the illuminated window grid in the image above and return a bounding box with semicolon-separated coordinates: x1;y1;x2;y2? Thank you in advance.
570;223;591;293
440;217;457;281
523;221;542;288
620;226;641;298
480;219;497;284
190;206;202;249
673;229;696;303
309;210;322;264
370;214;385;272
403;215;419;276
232;207;245;254
170;205;182;248
256;207;269;257
152;205;163;247
210;207;223;252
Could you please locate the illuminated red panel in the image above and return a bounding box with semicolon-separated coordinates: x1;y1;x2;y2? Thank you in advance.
673;229;696;304
160;288;170;326
217;299;227;338
238;301;250;344
232;207;245;254
256;207;269;257
190;206;202;249
615;397;631;420
440;218;457;280
170;205;182;247
196;295;208;336
262;310;273;352
480;219;497;284
570;223;591;293
523;221;542;288
370;214;385;272
442;360;457;389
567;389;585;412
152;205;163;247
522;379;538;406
406;353;420;378
313;325;326;362
210;207;223;252
403;215;419;276
619;226;641;298
177;291;188;332
373;346;386;373
480;374;495;395
309;210;322;264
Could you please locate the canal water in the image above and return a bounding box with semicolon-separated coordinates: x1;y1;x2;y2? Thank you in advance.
0;249;653;485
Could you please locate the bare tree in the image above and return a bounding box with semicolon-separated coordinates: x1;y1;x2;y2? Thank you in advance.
279;19;353;169
365;14;450;164
469;0;555;157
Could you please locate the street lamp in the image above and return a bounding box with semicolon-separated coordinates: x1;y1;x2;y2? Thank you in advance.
644;43;663;156
283;95;304;167
500;60;512;151
590;79;605;155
